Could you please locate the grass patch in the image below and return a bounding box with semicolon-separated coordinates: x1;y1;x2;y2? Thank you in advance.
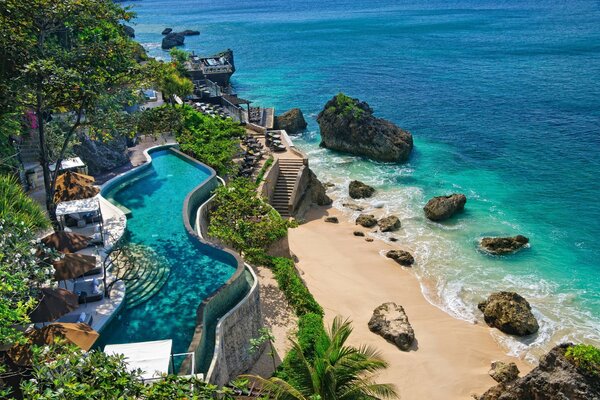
565;344;600;376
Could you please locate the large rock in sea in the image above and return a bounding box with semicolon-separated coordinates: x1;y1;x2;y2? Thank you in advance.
378;215;401;232
368;302;415;351
478;292;539;336
423;193;467;221
161;28;173;35
349;180;375;199
181;29;200;36
386;250;414;266
275;108;308;134
74;135;129;176
162;32;185;49
481;235;529;255
356;214;377;228
478;344;600;400
317;93;413;162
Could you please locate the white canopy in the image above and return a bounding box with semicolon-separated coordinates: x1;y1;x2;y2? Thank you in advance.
55;196;101;217
104;339;172;380
49;157;86;172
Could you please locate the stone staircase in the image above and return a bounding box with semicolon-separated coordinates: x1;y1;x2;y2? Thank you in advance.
271;158;304;218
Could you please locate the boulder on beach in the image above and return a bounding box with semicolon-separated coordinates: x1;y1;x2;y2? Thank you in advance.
317;93;413;162
353;231;365;237
478;344;600;400
162;28;173;35
489;361;520;383
356;214;377;228
478;291;539;336
349;180;375;199
181;29;200;36
275;108;308;134
368;302;415;351
378;215;401;232
423;193;467;221
324;216;339;223
162;32;185;49
386;250;414;266
481;235;529;255
343;202;364;212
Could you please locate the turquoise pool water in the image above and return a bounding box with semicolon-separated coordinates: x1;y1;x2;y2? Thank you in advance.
98;148;237;359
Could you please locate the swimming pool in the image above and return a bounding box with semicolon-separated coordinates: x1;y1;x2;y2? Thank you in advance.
98;147;238;366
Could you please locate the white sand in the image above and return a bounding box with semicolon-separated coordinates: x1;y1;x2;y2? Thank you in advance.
288;207;532;400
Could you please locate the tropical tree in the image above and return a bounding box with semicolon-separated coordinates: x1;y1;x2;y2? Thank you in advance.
245;317;398;400
0;175;49;231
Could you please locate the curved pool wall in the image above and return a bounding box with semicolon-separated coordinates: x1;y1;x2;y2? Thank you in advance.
99;144;261;379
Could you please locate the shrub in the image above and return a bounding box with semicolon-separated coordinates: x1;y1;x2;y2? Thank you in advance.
255;155;274;184
332;93;365;120
0;175;49;231
270;257;323;317
565;344;600;376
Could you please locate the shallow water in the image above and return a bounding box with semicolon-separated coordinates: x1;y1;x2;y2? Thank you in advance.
125;0;600;360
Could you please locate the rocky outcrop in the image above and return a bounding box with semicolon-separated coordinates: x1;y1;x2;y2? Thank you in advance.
324;217;338;223
275;108;308;134
478;344;600;400
317;93;413;162
378;215;401;232
349;180;375;199
368;302;415;351
123;25;135;38
478;292;539;336
356;214;377;228
386;250;415;266
481;236;529;255
181;29;200;36
161;28;173;35
293;168;332;219
489;361;520;383
74;135;129;175
162;32;185;49
423;194;467;221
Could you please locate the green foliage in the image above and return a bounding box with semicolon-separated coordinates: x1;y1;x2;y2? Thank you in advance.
565;344;600;376
330;92;365;120
269;257;323;317
208;178;293;253
176;105;244;174
147;60;193;102
137;104;184;137
16;342;239;399
246;317;398;400
169;48;191;77
0;175;49;231
255;155;274;184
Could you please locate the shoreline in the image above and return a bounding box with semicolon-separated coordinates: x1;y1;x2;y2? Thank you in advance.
288;205;533;400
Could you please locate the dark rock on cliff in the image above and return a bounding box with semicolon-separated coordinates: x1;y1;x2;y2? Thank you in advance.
74;135;129;176
275;108;308;134
481;236;529;255
161;28;173;35
423;193;467;221
378;215;401;232
161;32;185;49
349;180;375;199
123;25;135;38
368;302;415;351
181;29;200;36
386;250;414;266
356;214;377;228
478;344;600;400
317;93;413;162
478;291;539;336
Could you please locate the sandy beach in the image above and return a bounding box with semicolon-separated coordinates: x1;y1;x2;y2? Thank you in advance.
288;206;532;400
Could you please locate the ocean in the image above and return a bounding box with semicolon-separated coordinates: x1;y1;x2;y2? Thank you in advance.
123;0;600;361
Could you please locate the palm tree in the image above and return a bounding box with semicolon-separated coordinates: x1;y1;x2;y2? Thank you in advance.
245;316;398;400
0;174;49;230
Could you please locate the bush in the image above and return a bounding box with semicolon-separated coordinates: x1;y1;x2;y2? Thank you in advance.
565;344;600;376
270;257;323;317
255;155;274;184
208;178;292;253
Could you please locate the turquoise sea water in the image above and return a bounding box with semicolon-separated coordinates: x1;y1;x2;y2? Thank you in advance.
125;0;600;360
99;149;236;357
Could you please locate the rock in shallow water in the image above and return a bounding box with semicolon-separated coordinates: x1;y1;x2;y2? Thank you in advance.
481;235;529;255
349;180;375;199
317;93;413;162
478;344;600;400
368;302;415;351
378;215;401;232
478;291;539;336
162;32;185;49
356;214;377;228
423;193;467;221
386;250;414;266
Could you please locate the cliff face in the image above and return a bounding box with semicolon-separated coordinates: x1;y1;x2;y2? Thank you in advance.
317;93;413;163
